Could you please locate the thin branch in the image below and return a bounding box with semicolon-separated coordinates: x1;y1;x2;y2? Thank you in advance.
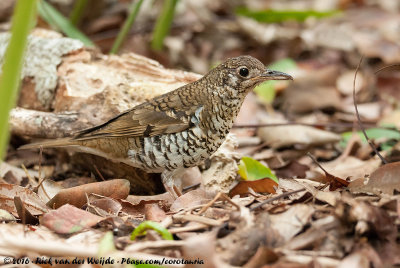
307;152;329;174
232;122;379;129
250;188;306;211
353;57;387;164
374;64;400;75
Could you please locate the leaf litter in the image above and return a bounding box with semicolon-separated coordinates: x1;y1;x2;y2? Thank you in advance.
1;1;400;267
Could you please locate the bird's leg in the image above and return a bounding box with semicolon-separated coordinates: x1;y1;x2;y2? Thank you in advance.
161;169;184;199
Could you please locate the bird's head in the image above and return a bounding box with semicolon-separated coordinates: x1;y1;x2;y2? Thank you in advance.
211;55;293;97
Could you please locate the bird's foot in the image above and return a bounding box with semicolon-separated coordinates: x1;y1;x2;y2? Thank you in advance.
163;183;182;199
161;170;183;199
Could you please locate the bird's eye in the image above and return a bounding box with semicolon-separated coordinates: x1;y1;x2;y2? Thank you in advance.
239;67;249;77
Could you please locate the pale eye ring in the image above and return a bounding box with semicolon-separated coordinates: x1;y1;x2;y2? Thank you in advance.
238;67;249;77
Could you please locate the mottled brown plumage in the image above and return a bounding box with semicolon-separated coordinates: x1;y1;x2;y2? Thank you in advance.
21;56;292;196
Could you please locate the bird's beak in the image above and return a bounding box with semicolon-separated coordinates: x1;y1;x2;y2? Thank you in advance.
258;70;293;81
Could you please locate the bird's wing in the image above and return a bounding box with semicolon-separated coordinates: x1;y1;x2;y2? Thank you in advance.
73;95;202;140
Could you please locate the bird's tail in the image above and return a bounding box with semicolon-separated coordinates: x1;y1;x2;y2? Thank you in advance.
19;138;78;150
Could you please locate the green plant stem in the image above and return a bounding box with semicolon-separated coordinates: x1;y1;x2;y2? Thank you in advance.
38;0;94;47
151;0;178;51
0;0;37;160
110;0;144;54
69;0;89;26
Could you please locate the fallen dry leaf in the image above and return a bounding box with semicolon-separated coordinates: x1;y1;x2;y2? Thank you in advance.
144;203;167;222
338;246;382;268
41;204;103;234
229;178;278;197
37;179;64;203
257;117;340;149
270;204;315;244
349;162;400;195
170;188;209;213
337;196;396;241
14;196;39;224
47;179;130;209
0;183;48;216
88;195;122;217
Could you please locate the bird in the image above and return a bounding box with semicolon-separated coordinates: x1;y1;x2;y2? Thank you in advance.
20;55;293;197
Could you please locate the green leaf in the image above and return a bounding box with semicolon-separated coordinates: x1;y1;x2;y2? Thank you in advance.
254;58;297;104
340;128;400;150
151;0;179;50
236;7;340;23
69;0;89;26
38;0;94;47
0;0;37;160
98;232;116;256
130;221;173;241
110;0;144;54
238;157;278;183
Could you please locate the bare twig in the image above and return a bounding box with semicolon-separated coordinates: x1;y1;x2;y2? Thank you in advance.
197;192;240;215
250;188;306;211
93;164;105;181
172;214;223;226
307;152;329;174
20;164;37;187
374;64;400;75
233;122;378;129
33;146;51;200
168;223;208;234
353;57;387;164
35;146;47;189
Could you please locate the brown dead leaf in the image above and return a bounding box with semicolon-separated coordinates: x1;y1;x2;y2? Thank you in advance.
244;246;278;268
58;176;97;189
309;154;349;190
14;196;39;225
0;183;48;216
170;188;209;212
183;233;224;268
349;162;400;195
120;200;161;218
229;179;278;197
144;203;167;222
88;196;122;217
325;172;349;191
275;161;309;179
283;215;340;251
337;70;365;96
122;193;173;217
41;204;103;234
0;162;38;185
37;179;63;203
318;156;381;181
282;84;342;114
47;179;130;209
257;117;340;149
337;196;396;241
338;246;382;268
218;213;279;266
270;204;315;244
